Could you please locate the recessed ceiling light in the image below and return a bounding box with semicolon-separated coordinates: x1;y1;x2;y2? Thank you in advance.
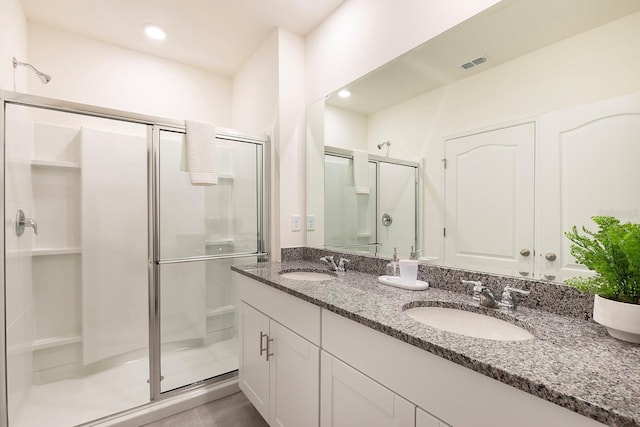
144;24;167;41
338;89;352;98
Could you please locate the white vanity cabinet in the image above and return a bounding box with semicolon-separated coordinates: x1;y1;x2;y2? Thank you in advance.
237;274;321;427
321;351;415;427
416;408;450;427
321;309;604;427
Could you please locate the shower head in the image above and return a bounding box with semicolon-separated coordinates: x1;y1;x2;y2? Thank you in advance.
13;57;52;85
377;141;391;150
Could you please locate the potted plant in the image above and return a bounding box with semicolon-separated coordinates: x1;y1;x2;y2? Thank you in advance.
564;216;640;344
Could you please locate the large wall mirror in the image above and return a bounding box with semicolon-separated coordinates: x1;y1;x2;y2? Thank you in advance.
306;0;640;283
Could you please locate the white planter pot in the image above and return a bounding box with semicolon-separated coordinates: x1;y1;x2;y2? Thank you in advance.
593;294;640;344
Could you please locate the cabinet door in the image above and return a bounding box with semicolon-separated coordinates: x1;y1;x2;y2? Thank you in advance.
239;302;270;422
321;351;414;427
416;408;451;427
270;321;320;427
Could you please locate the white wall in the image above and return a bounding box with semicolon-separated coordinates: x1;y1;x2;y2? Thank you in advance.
232;28;306;255
276;29;306;250
232;30;280;257
365;11;640;259
27;23;232;124
305;0;501;104
0;0;28;91
325;105;367;151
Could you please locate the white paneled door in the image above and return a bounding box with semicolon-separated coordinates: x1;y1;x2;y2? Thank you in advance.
444;122;535;277
537;92;640;282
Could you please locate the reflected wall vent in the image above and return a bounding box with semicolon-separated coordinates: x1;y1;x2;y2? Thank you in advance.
460;56;488;70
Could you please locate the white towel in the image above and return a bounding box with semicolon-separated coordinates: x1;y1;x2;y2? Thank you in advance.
185;120;218;185
353;149;370;195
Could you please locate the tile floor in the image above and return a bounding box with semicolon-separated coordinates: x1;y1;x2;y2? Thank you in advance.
142;391;268;427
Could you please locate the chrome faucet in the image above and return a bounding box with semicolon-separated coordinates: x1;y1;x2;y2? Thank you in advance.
320;255;350;272
320;256;338;271
462;280;530;311
500;286;531;311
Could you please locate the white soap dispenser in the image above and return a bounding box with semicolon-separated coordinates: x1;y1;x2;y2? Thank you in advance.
386;247;399;276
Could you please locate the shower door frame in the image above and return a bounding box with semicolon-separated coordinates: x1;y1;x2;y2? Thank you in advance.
323;146;420;256
0;91;271;426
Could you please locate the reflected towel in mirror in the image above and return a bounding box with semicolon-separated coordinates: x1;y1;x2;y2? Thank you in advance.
185;120;218;185
353;149;370;194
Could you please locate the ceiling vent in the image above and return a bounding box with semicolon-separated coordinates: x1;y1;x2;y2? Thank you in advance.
460;56;488;70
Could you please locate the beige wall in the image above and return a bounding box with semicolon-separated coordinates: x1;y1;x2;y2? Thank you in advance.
0;0;28;91
304;0;501;104
365;11;640;259
27;23;232;124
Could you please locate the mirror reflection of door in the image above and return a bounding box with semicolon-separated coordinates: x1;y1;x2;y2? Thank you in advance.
444;122;535;277
323;155;378;254
537;92;640;282
379;163;418;258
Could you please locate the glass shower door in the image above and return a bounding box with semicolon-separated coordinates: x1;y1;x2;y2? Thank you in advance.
3;103;150;427
157;129;263;393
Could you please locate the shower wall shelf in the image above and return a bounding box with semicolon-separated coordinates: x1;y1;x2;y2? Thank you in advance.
31;159;81;169
32;247;82;256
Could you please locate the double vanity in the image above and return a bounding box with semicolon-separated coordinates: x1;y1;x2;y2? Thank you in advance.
232;256;640;427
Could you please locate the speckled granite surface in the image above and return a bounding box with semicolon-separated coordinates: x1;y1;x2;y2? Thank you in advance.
232;260;640;427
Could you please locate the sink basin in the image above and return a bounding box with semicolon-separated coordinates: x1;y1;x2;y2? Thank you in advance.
279;271;336;281
404;306;533;341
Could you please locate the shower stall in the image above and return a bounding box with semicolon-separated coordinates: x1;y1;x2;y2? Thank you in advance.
323;147;419;258
0;92;269;427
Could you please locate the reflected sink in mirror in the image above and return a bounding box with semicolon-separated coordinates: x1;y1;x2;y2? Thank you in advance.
403;305;534;341
279;270;337;282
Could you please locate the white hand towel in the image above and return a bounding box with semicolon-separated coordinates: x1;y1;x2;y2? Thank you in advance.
353;149;370;195
185;120;218;185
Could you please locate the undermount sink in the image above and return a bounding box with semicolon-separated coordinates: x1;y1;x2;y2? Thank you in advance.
279;271;336;281
404;306;534;341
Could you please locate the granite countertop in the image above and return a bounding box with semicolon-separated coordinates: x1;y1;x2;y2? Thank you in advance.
232;260;640;427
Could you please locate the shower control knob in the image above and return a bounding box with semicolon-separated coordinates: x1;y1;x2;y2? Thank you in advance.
545;252;557;261
519;249;530;257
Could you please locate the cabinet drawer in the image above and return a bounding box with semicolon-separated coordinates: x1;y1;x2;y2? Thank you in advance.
235;273;321;345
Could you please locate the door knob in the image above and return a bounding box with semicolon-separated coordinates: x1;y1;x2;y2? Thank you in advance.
519;249;530;257
545;252;557;261
381;213;392;226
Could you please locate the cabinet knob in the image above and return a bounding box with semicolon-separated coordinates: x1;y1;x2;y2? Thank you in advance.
519;249;530;257
544;274;556;281
545;252;557;261
519;271;530;277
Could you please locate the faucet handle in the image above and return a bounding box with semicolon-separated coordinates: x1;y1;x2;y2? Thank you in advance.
503;285;530;296
501;286;530;310
461;280;484;300
338;258;350;270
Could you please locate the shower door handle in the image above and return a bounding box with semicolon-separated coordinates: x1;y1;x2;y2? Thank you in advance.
16;209;38;236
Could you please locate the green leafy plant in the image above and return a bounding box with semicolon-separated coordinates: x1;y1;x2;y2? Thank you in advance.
564;216;640;304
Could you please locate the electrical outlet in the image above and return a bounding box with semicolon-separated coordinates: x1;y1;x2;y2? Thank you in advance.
307;215;315;231
291;215;301;231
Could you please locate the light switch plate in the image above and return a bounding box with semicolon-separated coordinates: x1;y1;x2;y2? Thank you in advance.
291;215;301;231
307;215;315;231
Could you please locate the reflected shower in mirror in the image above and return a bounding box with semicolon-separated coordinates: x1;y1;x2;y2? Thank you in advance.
319;146;418;259
306;0;640;281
